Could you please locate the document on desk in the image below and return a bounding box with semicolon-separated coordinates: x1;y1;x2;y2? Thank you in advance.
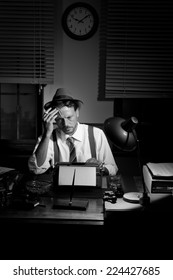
147;162;173;178
58;165;96;186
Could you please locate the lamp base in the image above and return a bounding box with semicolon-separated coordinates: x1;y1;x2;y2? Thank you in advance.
139;192;150;206
52;199;89;210
123;192;143;204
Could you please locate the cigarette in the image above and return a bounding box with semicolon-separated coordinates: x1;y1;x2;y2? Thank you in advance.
57;109;63;118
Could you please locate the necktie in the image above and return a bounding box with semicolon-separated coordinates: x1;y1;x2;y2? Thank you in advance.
66;137;77;163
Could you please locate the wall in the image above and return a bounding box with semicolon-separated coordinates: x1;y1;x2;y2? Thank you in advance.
44;0;113;124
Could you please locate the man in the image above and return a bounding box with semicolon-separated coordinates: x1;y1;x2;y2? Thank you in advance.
28;88;118;176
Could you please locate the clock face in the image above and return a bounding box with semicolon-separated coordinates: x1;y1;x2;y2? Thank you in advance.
62;3;99;40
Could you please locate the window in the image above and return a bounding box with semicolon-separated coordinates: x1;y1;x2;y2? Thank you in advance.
0;84;42;141
0;0;56;84
98;0;173;99
0;0;56;167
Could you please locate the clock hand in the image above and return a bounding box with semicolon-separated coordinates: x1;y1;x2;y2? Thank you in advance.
78;14;90;23
71;16;80;22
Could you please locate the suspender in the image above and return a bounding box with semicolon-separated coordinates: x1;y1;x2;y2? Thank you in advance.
88;125;96;158
52;130;59;164
52;125;96;163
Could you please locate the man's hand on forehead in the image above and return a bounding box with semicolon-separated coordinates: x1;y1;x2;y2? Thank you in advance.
44;107;63;118
57;108;63;118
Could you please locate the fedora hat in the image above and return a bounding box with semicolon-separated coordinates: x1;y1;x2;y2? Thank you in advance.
44;88;83;110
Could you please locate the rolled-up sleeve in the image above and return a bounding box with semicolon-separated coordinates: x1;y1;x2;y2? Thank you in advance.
94;127;118;176
28;137;54;174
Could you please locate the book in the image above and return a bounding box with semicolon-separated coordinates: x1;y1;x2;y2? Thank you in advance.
147;162;173;179
143;164;173;193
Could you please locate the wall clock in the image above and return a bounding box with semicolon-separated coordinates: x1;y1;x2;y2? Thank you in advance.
62;2;99;40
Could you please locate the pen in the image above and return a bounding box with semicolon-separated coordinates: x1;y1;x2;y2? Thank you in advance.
33;202;40;207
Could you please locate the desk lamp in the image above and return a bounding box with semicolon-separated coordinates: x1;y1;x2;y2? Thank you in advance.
104;116;150;206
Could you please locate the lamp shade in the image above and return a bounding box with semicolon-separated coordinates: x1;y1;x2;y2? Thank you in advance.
104;116;138;152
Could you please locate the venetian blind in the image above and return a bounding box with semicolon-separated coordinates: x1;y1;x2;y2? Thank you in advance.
98;0;173;99
0;0;56;84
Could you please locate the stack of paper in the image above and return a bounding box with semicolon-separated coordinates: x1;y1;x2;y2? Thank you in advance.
143;162;173;193
147;162;173;178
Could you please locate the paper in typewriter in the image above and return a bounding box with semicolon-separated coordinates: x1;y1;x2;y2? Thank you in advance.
58;165;97;186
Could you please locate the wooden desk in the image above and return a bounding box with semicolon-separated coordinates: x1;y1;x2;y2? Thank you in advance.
1;170;173;260
0;187;104;226
0;179;106;260
1;171;172;225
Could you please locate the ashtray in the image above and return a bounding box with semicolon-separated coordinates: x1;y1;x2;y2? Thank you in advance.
25;180;52;195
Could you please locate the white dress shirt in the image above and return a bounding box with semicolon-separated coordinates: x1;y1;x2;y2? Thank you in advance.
28;123;118;176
